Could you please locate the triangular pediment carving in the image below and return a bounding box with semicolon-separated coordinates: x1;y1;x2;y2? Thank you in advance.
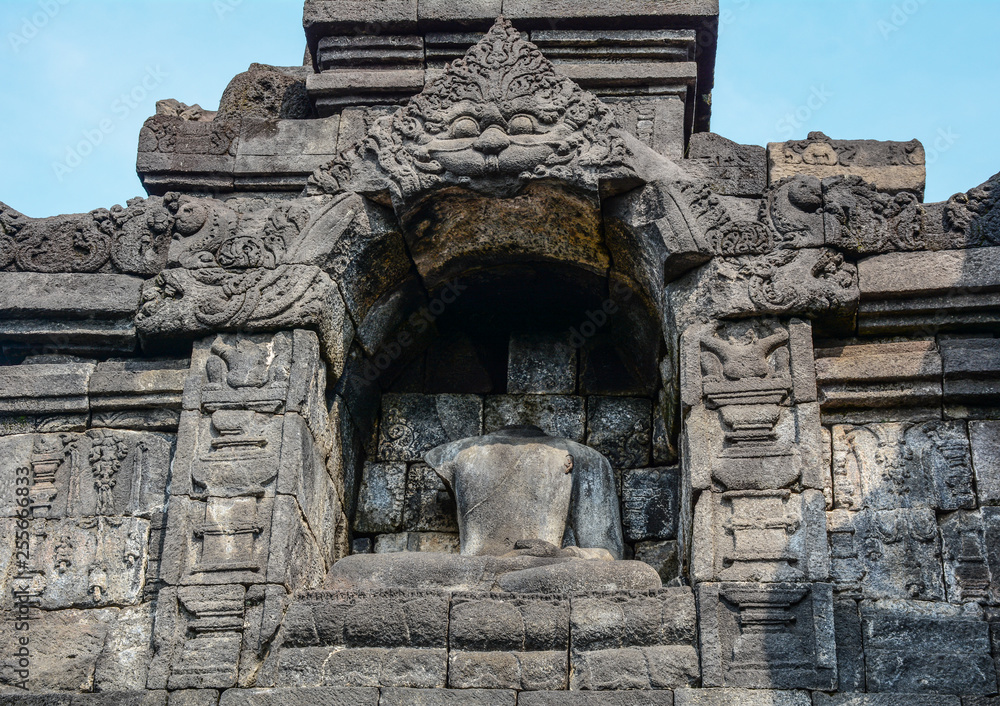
349;17;636;206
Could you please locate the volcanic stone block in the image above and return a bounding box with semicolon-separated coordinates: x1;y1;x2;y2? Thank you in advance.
687;132;767;198
448;592;569;690
941;337;1000;418
3;516;149;610
621;467;679;541
484;395;586;442
219;689;379;706
167;692;218;706
826;508;944;601
378;394;483;461
768;133;926;196
520;693;674;706
833;599;866;693
634;540;680;583
813;697;959;706
379;689;516;706
585;397;652;469
276;590;449;688
570;588;699;690
374;532;460;554
0;430;173;520
354;462;406;534
815;341;943;424
674;691;810;706
698;583;836;690
862;599;997;694
0;362;93;415
0;606;119;692
971;421;1000;505
507;332;577;394
403;462;458;533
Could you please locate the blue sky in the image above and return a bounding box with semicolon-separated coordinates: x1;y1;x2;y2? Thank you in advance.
0;0;997;217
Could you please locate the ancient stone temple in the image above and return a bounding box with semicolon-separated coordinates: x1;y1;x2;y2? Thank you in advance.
2;1;1000;704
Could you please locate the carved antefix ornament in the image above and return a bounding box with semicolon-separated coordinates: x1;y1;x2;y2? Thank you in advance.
359;17;633;204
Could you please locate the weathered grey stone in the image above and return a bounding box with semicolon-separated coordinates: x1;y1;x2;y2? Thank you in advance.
813;696;959;706
674;690;810;706
166;691;218;706
0;430;172;520
604;97;685;160
378;689;515;706
830;421;975;511
0;414;88;436
0;516;149;610
971;421;1000;504
507;332;577;394
425;426;623;558
671;248;859;327
217;64;310;121
768;132;925;196
218;688;379;706
826;508;945;601
687;132;767;198
519;693;674;706
940;510;997;605
484;395;585;442
816;341;943;424
586;397;652;469
570;589;699;688
698;583;836;690
621;467;679;542
634;540;680;583
402;462;458;533
449;647;568;691
862;599;997;694
940;337;1000;418
681;319;827;492
0;607;118;691
378;393;483;462
325;550;659;593
857;247;1000;334
354;462;406;534
833;599;866;692
374;532;460;555
692;490;829;583
0;363;93;415
0;272;143;318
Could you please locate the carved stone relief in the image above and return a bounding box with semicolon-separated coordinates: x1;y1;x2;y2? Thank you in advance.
353;17;635;206
830;421;975;511
684;319;823;492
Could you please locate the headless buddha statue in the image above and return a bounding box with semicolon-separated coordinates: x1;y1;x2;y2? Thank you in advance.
325;426;662;593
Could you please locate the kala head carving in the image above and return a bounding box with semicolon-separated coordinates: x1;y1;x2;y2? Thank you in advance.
359;17;633;204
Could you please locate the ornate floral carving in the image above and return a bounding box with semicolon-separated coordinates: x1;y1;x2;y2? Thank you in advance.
680;182;774;256
822;175;925;253
358;17;633;202
742;248;858;315
86;430;130;516
944;171;1000;247
0;197;174;274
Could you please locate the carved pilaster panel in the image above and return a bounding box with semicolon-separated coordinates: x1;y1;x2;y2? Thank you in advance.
682;318;823;492
693;489;829;583
698;582;837;690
